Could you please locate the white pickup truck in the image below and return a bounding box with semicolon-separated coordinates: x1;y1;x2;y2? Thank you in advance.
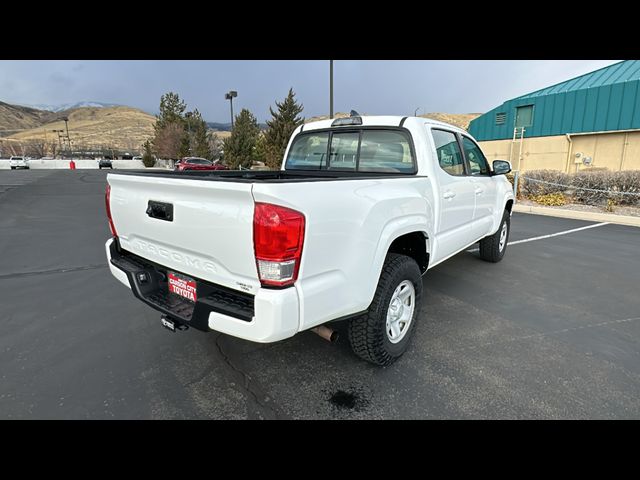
105;115;514;365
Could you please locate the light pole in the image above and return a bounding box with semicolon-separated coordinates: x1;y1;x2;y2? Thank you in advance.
329;60;334;119
225;91;237;128
52;129;64;157
414;107;422;117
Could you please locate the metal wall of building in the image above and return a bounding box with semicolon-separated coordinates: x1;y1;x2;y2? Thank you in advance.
469;61;640;141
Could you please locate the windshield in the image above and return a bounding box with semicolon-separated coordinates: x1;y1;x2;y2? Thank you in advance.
285;128;415;173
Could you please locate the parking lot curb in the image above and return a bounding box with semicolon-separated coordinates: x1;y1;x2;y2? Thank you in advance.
513;204;640;227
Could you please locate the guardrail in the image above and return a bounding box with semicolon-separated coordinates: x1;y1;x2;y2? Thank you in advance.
0;159;175;170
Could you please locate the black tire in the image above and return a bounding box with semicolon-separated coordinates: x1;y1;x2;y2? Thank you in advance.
348;253;423;366
10;166;15;170
479;209;510;263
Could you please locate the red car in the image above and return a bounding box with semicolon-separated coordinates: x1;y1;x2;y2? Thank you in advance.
175;157;229;171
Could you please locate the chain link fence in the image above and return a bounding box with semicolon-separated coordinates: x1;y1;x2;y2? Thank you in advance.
514;170;640;208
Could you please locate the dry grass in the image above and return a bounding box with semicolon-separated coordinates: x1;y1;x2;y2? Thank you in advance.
211;130;231;139
6;106;156;152
0;101;52;133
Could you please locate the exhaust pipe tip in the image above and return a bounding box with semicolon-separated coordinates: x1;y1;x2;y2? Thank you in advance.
311;325;339;343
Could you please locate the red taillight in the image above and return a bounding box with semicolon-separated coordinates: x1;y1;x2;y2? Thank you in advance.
253;202;305;287
105;184;117;237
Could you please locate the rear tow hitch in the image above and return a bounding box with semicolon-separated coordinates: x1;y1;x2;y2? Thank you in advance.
161;315;189;332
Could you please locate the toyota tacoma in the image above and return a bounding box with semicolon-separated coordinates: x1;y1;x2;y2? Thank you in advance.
105;115;514;365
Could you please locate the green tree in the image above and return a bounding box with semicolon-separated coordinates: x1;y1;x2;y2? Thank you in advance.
190;109;213;159
263;88;304;169
178;130;191;158
155;92;186;132
142;140;155;167
152;92;187;160
223;109;260;169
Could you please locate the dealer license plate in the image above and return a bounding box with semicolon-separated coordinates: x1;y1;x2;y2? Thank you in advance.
168;272;197;302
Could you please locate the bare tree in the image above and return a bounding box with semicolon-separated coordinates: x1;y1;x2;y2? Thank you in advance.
24;139;49;158
208;132;224;160
153;123;184;160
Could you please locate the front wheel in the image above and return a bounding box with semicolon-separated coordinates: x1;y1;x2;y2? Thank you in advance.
348;253;423;366
479;209;510;263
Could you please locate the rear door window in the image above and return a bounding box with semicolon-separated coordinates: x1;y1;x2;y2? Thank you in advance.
432;129;465;176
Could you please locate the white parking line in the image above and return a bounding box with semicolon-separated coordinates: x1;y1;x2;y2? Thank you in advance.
468;222;610;252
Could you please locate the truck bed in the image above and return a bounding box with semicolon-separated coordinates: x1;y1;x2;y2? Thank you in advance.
111;169;419;183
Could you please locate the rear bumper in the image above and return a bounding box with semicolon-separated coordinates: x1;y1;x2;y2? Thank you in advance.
105;238;299;342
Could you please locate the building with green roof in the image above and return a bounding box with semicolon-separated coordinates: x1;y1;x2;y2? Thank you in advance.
470;61;640;172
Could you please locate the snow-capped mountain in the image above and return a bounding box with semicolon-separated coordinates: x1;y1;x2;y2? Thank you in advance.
19;101;121;112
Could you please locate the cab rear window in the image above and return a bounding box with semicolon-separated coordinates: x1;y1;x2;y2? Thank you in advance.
285;128;416;174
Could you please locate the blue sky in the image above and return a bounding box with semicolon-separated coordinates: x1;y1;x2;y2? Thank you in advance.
0;60;620;122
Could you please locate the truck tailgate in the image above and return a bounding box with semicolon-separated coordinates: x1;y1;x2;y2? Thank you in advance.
107;173;260;295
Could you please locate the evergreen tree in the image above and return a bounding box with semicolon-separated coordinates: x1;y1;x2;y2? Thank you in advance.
142;140;155;167
155;92;187;132
190;109;213;159
178;130;192;158
263;88;304;169
222;109;260;169
152;92;187;160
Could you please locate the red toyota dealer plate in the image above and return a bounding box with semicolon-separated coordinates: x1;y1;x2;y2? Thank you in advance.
168;272;197;302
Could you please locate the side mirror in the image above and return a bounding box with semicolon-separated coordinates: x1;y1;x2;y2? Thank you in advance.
492;160;511;175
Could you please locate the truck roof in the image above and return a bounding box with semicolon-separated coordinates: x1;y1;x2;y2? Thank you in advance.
301;115;468;135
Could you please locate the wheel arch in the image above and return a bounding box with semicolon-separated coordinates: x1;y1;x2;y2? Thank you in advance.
366;218;431;309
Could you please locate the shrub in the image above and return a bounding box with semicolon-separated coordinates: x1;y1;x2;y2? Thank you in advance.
521;170;571;197
531;192;567;206
571;171;614;205
610;170;640;206
142;140;156;168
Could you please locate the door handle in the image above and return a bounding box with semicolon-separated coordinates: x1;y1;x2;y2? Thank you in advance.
443;191;456;199
475;187;484;195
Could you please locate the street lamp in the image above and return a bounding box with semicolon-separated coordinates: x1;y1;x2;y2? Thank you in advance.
414;107;422;117
225;91;237;128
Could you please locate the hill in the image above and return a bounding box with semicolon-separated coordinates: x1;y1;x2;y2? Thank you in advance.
4;105;157;153
418;113;481;130
0;101;53;135
18;101;121;112
305;112;480;130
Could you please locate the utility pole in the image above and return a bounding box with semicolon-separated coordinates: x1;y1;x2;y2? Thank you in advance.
329;60;334;119
225;91;237;129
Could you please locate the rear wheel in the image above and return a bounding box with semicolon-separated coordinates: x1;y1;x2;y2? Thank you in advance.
348;253;422;366
479;209;510;262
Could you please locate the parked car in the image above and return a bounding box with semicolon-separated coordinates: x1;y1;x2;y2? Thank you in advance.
174;157;229;171
104;115;514;365
9;156;29;170
98;159;113;169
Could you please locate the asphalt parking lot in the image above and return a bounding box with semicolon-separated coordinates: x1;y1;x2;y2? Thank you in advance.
1;169;639;419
